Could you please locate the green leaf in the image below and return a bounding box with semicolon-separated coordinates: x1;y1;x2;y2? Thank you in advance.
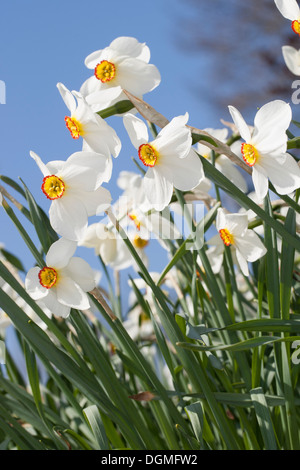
83;405;110;450
250;387;278;450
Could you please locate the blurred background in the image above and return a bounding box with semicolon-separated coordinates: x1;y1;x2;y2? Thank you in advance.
0;0;299;309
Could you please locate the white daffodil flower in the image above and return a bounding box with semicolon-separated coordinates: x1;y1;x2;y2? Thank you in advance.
196;128;248;192
205;208;267;277
30;150;112;241
274;0;300;34
123;113;204;211
282;45;300;75
57;83;121;182
228;100;300;202
25;238;96;318
80;36;161;112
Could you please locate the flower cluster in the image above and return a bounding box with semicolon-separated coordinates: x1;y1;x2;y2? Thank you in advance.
21;31;300;320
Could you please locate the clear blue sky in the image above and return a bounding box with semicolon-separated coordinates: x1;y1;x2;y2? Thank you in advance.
0;0;224;291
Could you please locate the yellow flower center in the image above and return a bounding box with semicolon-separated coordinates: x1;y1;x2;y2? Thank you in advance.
65;116;84;139
292;20;300;35
219;228;234;247
241;143;259;167
94;60;116;83
138;144;158;167
38;267;58;289
128;212;141;231
42;175;65;200
133;235;149;249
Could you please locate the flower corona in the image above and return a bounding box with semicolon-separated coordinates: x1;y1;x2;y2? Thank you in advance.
41;175;65;200
94;60;116;83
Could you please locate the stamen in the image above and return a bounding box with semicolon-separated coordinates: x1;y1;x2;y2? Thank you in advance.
42;175;65;200
133;235;149;249
241;143;258;167
128;213;141;231
94;60;116;83
65;116;84;139
219;228;234;247
292;20;300;35
38;267;58;289
138;144;158;167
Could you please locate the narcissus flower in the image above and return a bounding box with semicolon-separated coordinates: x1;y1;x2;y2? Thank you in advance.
282;45;300;75
274;0;300;35
30;150;112;241
207;208;267;276
25;238;96;318
196;128;247;192
123;113;204;211
57;83;121;182
228;100;300;201
80;36;161;112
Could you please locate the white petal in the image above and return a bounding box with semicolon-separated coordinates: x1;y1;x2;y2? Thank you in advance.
117;57;161;95
49;197;88;241
84;49;103;69
143;167;173;211
109;37;151;62
235;230;267;262
42;289;71;318
25;267;48;300
63;257;96;292
74;186;112;216
99;237;118;264
274;0;300;20
84;86;123;112
228;106;252;142
123;113;149;149
56;276;90;310
252;100;291;153
46;238;77;269
161;148;204;191
282;46;300;75
259;152;300;195
154;114;192;159
235;249;249;276
216;156;248;192
60;151;110;190
252;166;269;202
56;82;76;114
30;151;51;177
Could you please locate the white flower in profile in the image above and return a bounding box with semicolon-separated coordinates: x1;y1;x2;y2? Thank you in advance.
206;208;267;276
274;0;300;34
57;83;121;182
228;100;300;202
123;113;204;211
25;238;96;318
282;45;300;75
30;150;112;241
196;128;248;192
80;36;161;112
